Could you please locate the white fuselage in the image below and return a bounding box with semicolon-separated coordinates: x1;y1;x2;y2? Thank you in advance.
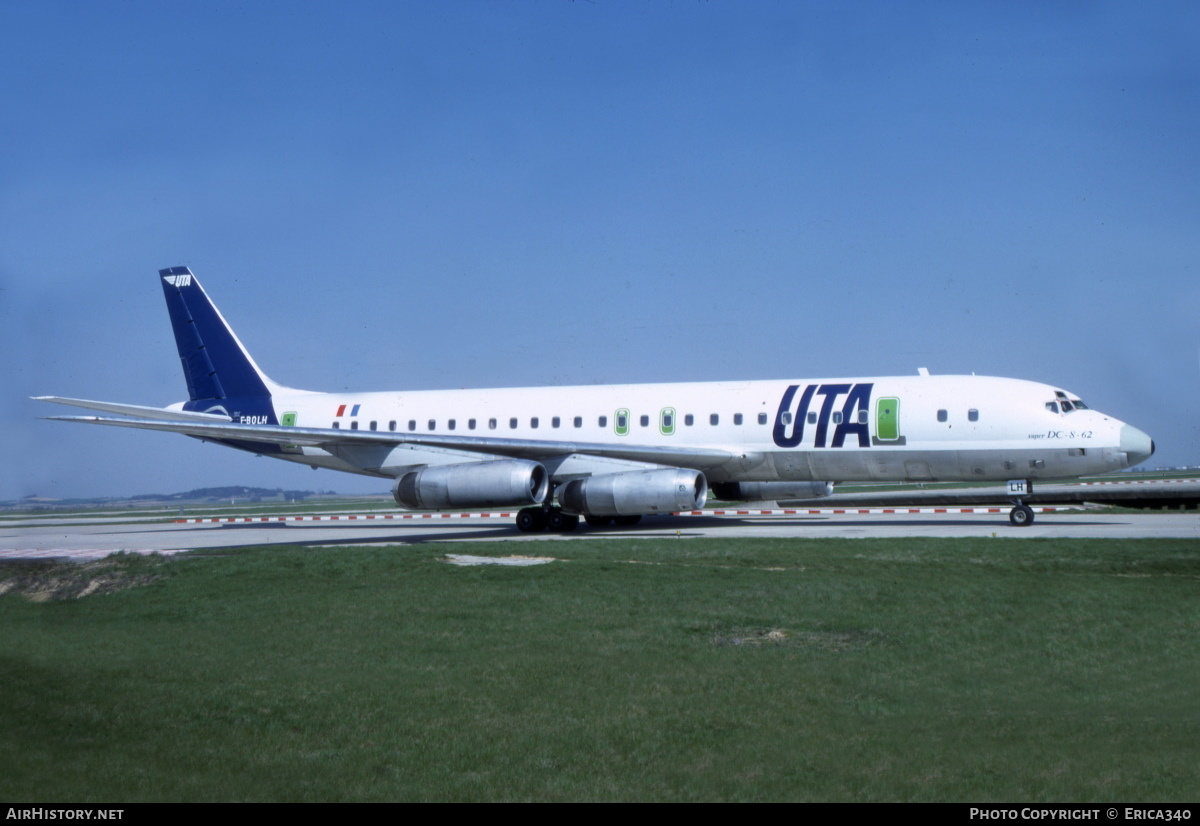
252;374;1145;484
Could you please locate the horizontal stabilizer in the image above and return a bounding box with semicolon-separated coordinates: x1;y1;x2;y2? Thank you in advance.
33;397;232;422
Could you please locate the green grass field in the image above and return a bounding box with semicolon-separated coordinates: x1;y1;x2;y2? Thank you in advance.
2;537;1198;802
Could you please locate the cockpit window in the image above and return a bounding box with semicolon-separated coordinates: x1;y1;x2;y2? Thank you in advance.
1048;389;1091;413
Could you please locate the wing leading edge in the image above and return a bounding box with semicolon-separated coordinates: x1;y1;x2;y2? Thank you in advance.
41;412;736;471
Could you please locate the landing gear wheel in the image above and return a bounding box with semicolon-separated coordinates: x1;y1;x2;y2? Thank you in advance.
584;514;613;528
516;507;547;532
1009;504;1035;527
546;511;579;532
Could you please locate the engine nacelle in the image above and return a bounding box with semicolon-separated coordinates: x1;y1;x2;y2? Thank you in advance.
558;468;707;516
710;481;834;501
392;459;548;510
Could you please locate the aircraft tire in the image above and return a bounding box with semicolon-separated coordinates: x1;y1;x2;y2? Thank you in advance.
516;507;547;532
547;510;579;532
1009;505;1035;527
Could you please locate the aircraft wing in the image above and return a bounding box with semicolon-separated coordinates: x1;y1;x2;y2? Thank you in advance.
42;413;737;470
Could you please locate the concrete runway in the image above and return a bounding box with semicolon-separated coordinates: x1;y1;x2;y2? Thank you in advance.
3;508;1197;559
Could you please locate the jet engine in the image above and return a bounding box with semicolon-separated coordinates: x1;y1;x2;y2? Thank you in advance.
392;459;548;510
710;481;834;501
558;468;707;516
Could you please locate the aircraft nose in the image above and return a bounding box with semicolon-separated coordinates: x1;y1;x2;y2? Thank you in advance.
1119;425;1155;467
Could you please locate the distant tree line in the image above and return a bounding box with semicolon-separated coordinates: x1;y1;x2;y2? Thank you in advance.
126;487;318;502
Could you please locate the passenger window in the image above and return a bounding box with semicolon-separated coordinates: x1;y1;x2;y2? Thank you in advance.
468;419;476;430
369;421;377;431
968;409;979;422
599;415;607;428
509;418;518;429
552;417;560;428
858;410;868;424
408;420;416;431
733;413;743;425
758;412;768;425
617;413;627;428
489;418;497;430
531;417;539;429
427;420;436;431
573;416;582;428
640;415;649;427
389;421;396;432
781;412;792;425
448;419;456;431
710;414;719;426
832;412;842;425
663;413;673;428
807;412;817;425
685;414;694;426
937;410;948;422
332;421;340;429
351;421;359;430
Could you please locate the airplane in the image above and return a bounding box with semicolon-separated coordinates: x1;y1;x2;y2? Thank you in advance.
37;266;1155;530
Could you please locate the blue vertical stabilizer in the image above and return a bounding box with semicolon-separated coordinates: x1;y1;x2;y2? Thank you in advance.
159;266;274;410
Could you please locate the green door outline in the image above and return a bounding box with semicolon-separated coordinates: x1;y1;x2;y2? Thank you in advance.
280;411;299;452
875;398;900;441
614;408;630;436
659;407;676;436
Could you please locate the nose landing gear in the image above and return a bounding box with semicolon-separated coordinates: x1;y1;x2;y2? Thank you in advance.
1007;479;1035;527
1009;503;1035;526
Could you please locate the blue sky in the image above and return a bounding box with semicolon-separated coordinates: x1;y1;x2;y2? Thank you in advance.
3;1;1197;500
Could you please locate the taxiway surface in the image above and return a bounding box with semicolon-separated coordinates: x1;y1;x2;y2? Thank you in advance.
3;510;1197;560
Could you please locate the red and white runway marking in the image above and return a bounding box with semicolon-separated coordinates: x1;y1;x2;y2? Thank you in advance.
173;505;1080;525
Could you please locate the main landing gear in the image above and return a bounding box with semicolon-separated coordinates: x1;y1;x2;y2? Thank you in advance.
514;506;642;532
1007;479;1035;527
515;506;579;533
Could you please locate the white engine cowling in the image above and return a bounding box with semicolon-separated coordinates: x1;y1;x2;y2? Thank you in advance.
392;459;548;510
711;481;834;501
558;468;707;516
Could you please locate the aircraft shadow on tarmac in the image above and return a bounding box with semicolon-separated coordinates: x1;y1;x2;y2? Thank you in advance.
165;513;1127;551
